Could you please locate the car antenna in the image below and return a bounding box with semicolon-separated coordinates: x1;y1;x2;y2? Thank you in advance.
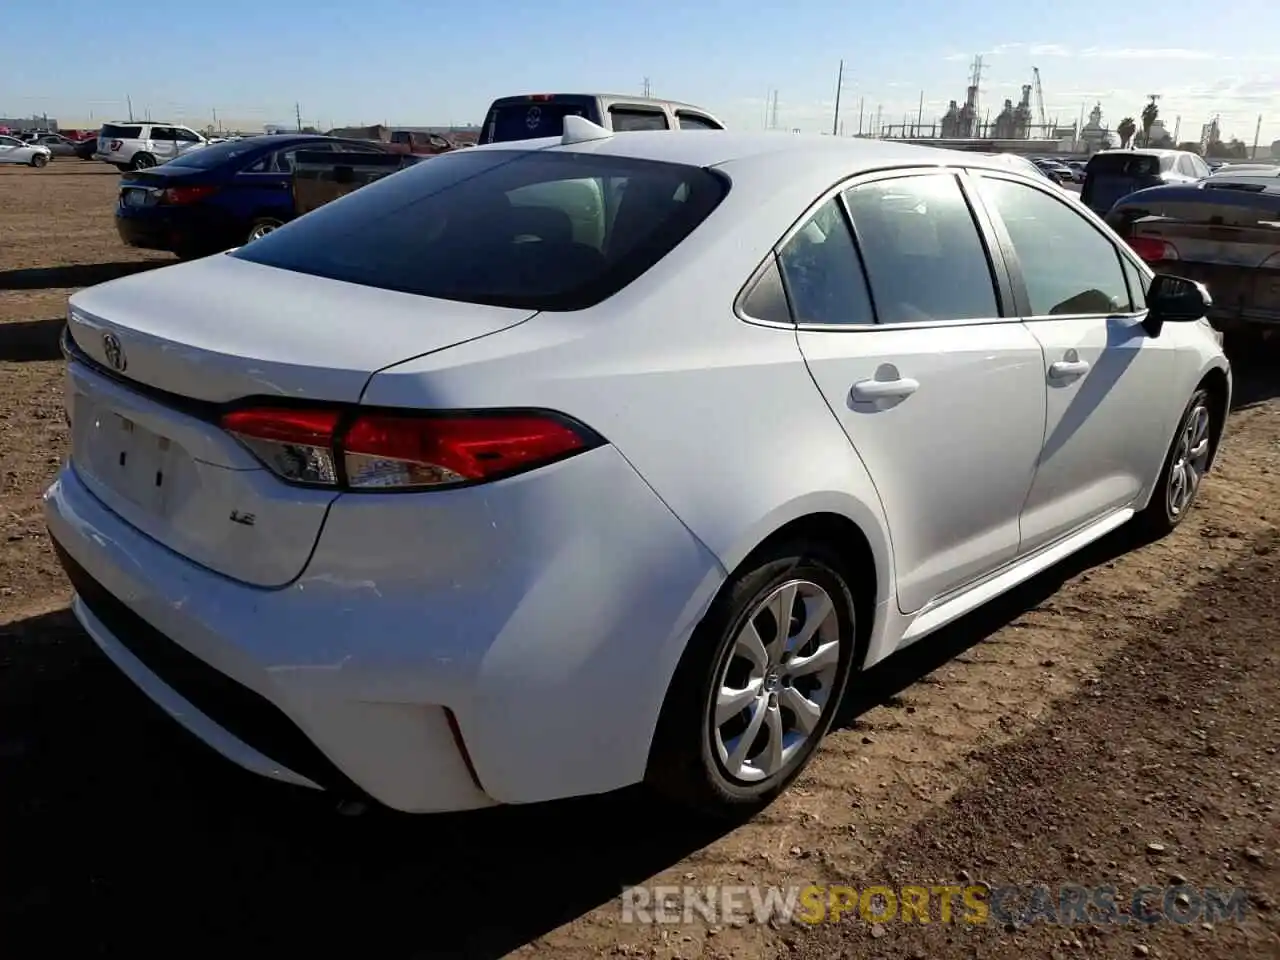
561;115;613;146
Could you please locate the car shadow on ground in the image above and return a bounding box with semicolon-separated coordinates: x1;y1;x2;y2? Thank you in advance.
0;318;63;362
0;527;1144;955
0;260;166;291
1225;338;1280;410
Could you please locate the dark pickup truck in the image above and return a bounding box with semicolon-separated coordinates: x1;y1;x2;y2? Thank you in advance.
1106;169;1280;341
291;150;422;216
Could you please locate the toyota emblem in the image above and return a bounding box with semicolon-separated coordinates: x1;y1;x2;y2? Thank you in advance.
102;332;126;372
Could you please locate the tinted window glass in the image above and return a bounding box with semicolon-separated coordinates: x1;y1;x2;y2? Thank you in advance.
677;113;721;131
980;177;1132;316
777;199;873;325
100;125;141;139
233;150;727;311
610;108;668;132
484;102;590;143
843;174;998;324
173;128;202;142
1122;257;1149;311
741;257;792;324
172;138;288;170
149;126;173;139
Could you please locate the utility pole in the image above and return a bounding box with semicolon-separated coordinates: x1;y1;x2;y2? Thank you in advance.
875;103;882;138
770;91;779;130
857;97;865;136
295;102;303;132
1252;114;1263;158
642;77;651;98
212;107;218;134
126;95;133;122
832;59;843;136
916;90;924;135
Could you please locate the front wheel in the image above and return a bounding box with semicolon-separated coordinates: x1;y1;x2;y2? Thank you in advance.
29;153;48;168
1134;387;1214;538
647;540;859;819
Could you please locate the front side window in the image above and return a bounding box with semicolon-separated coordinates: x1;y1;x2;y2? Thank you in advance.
978;176;1132;316
776;198;873;325
232;149;727;311
843;173;999;324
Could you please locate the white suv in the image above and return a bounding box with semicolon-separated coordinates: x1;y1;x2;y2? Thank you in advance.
96;122;208;171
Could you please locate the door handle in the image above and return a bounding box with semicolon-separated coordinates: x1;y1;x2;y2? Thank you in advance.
1049;359;1090;378
851;377;920;401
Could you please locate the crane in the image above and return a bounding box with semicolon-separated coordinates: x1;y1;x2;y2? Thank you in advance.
1032;67;1047;132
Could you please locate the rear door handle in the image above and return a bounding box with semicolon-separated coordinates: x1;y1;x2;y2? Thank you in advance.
851;377;920;401
1049;359;1091;378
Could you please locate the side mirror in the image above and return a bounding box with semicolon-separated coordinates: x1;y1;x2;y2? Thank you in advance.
1143;274;1212;338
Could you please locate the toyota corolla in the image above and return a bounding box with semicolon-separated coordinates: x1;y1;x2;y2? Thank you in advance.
45;120;1230;818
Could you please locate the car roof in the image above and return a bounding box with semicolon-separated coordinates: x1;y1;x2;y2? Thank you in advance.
487;93;711;111
469;129;1032;176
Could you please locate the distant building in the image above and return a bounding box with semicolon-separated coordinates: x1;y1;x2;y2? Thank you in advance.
0;116;57;133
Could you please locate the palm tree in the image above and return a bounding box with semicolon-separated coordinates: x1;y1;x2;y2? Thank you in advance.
1117;117;1137;149
1140;98;1160;147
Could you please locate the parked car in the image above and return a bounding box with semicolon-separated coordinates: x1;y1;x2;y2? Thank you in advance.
0;135;51;167
29;133;78;158
1105;167;1280;339
1081;148;1211;215
115;134;396;258
977;153;1075;193
74;134;100;161
96;122;209;171
478;92;723;144
1032;158;1075;184
1065;161;1087;183
48;124;1230;819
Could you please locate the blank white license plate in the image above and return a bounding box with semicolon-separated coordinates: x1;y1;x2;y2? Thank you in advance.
109;414;172;514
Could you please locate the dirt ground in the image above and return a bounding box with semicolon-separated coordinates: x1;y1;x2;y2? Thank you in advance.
1;163;1277;959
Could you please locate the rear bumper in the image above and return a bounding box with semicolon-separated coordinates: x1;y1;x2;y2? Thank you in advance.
44;445;724;812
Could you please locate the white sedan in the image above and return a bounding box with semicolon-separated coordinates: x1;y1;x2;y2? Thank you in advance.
0;135;51;167
45;120;1230;818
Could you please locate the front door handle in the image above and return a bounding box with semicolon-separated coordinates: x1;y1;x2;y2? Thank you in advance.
1049;359;1091;378
851;377;920;401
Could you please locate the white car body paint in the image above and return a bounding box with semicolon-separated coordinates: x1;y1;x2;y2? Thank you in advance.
45;131;1231;812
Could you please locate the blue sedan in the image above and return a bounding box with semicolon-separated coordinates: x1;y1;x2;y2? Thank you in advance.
115;134;393;258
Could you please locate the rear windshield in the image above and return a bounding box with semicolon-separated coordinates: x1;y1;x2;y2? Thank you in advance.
1087;154;1162;177
167;138;274;169
482;101;593;143
232;149;728;311
101;124;142;139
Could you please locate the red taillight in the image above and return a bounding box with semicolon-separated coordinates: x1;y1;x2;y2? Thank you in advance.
219;407;599;490
1127;236;1179;263
527;94;556;101
109;139;122;151
162;185;219;205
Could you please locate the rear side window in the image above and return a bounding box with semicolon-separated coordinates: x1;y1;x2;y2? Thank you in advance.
677;113;721;131
232;149;728;311
149;126;172;140
843;174;999;324
609;108;669;132
102;124;142;139
483;102;590;143
777;199;873;325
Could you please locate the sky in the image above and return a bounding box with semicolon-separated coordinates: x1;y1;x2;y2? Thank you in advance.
4;0;1279;148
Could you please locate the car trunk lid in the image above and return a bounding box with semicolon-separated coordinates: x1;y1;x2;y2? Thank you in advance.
64;254;537;586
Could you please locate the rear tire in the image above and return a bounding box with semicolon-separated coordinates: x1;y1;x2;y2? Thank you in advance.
1133;388;1214;539
29;154;47;168
130;153;156;171
646;540;860;820
246;218;284;243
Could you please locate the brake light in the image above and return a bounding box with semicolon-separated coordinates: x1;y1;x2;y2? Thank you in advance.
527;94;556;101
1127;236;1179;263
162;185;219;205
220;407;601;490
109;139;122;151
